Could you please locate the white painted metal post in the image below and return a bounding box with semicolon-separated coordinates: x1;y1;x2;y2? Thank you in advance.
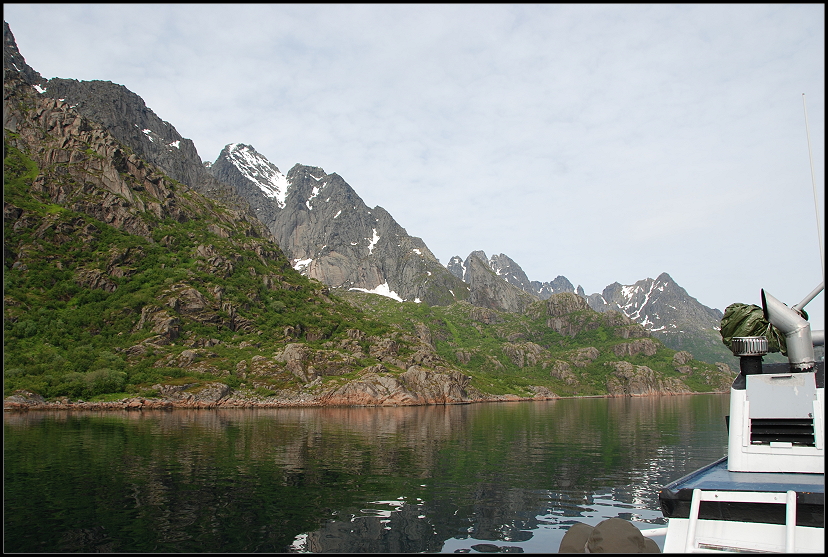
685;488;702;552
785;490;797;553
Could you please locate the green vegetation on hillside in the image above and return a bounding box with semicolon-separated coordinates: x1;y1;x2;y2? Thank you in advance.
340;291;732;397
4;138;389;400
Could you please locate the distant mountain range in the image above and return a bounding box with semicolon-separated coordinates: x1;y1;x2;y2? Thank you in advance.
4;20;738;366
447;251;733;364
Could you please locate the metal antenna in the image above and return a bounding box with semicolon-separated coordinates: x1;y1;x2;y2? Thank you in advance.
802;93;824;281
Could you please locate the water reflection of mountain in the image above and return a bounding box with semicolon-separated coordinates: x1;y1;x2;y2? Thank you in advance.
4;396;728;553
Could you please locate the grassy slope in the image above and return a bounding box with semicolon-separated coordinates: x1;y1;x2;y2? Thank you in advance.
340;291;731;397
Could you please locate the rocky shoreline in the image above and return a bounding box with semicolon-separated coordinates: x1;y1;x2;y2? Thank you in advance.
3;359;728;414
3;387;722;413
2;394;540;412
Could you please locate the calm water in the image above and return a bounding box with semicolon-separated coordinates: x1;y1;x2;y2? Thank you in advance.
4;394;729;553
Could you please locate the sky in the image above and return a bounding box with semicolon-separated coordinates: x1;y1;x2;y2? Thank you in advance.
4;4;825;329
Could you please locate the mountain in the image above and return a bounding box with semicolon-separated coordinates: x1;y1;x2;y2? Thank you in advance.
581;273;734;364
8;20;645;322
4;20;736;410
4;24;261;237
582;273;721;334
208;143;470;306
449;248;735;365
7;20;490;314
450;252;576;301
456;251;577;300
447;251;538;313
2;22;476;407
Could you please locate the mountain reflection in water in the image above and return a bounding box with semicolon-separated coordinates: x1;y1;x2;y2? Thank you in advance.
4;395;729;553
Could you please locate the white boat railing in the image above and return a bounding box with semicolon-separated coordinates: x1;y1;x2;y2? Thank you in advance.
684;488;797;553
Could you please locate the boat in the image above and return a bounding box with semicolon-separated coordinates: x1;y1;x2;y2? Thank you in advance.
639;284;825;553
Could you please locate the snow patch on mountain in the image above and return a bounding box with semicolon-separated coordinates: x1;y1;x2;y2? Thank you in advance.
226;143;290;208
293;258;313;272
367;229;380;254
350;282;403;302
305;184;323;210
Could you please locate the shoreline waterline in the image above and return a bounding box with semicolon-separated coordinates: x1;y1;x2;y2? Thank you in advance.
4;389;728;412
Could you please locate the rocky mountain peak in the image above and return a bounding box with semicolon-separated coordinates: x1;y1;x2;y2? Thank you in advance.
578;272;727;363
448;251;538;313
449;250;575;303
3;21;46;89
213;143;290;208
447;255;467;281
207;148;470;306
583;272;714;333
532;276;576;299
488;253;534;293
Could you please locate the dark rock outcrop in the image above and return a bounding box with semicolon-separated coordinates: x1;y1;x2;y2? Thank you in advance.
604;361;691;396
317;366;483;406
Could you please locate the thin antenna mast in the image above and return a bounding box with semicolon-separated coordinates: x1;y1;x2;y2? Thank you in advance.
802;93;824;281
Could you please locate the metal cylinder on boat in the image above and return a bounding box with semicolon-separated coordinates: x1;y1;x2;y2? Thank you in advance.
731;336;768;375
761;289;815;371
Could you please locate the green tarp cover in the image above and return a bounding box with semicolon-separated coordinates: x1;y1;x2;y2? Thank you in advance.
720;303;787;355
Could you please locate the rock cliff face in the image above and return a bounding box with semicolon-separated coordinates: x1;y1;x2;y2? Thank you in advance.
318;366;485;406
447;251;538;313
449;251;575;302
42;78;258;225
208;143;470;306
3;21;44;88
604;361;691;396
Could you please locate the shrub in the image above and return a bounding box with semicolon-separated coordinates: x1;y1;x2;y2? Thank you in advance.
85;368;128;394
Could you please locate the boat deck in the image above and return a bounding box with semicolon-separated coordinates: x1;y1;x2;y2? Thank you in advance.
658;457;824;527
664;456;824;493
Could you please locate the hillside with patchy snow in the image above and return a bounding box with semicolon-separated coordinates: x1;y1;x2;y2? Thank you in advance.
208;144;470;306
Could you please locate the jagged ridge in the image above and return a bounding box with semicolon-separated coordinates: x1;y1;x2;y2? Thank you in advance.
208;143;471;306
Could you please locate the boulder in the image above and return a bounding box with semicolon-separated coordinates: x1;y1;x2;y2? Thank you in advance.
4;390;45;408
604;361;690;396
612;339;659;358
